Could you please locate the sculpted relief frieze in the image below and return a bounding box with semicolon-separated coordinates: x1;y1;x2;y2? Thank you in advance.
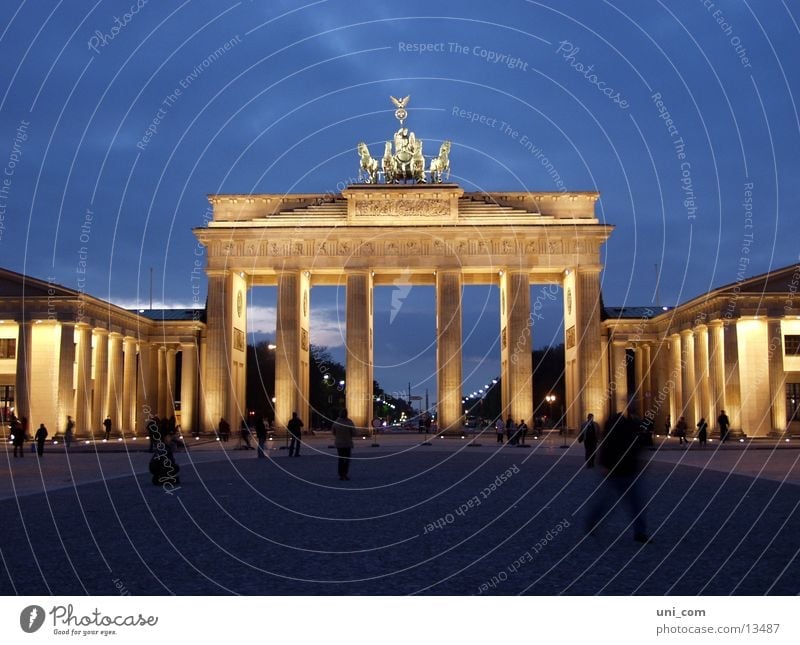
353;198;450;218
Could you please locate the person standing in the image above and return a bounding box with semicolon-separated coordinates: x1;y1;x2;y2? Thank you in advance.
495;417;505;444
505;416;516;445
103;416;112;440
664;415;671;437
35;423;48;457
287;411;304;457
578;413;599;468
331;408;356;480
718;410;730;442
517;419;528;445
65;415;75;450
255;416;268;458
697;417;708;446
587;409;651;543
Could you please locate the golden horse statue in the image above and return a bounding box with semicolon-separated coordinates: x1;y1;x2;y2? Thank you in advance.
357;141;379;184
430;141;451;183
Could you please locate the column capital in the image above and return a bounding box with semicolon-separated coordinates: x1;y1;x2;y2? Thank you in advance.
92;327;109;336
680;328;694;339
708;319;725;329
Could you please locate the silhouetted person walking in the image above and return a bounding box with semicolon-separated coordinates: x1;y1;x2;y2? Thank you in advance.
675;416;688;445
11;418;24;457
65;415;75;449
332;408;356;480
718;410;730;442
35;423;48;457
255;416;268;458
287;411;304;457
103;416;112;440
697;417;708;446
218;417;230;443
578;413;599;468
587;409;651;544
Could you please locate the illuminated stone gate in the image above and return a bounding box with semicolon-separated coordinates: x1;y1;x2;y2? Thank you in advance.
194;186;613;431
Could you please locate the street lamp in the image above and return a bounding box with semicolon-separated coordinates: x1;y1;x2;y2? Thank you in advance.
545;394;556;423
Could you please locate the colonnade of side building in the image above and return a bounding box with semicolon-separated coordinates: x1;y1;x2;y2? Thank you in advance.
0;270;203;438
602;266;800;437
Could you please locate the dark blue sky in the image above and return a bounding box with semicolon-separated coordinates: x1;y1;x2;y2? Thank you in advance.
1;0;798;403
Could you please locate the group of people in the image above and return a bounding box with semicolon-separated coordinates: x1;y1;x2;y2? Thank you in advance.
493;417;529;445
6;414;70;457
666;410;731;446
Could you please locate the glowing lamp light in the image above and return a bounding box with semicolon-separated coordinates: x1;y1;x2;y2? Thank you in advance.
195;437;200;440
739;438;745;443
53;441;58;445
132;437;137;441
216;437;220;441
102;439;107;443
84;440;90;444
785;438;790;443
118;438;123;442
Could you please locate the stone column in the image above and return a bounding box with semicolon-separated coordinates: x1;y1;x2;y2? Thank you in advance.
767;319;787;435
707;321;725;427
92;329;109;430
633;344;644;416
346;271;373;431
641;343;653;418
180;341;198;435
669;333;682;426
500;271;533;425
56;323;75;434
436;270;463;432
136;341;156;433
203;272;229;428
574;269;605;425
75;324;93;436
157;345;167;418
680;329;696;428
14;321;32;425
166;346;177;417
723;322;742;432
694;325;710;426
107;332;123;431
275;271;311;431
122;337;137;433
610;339;628;414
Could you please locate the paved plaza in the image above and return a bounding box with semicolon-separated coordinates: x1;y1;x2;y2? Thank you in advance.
1;434;799;595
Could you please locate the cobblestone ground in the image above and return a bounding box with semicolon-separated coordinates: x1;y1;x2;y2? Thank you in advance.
1;440;798;595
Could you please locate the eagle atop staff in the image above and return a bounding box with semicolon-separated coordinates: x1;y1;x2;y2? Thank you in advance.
390;94;411;125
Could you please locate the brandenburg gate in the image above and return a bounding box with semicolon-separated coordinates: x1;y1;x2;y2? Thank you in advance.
194;98;613;432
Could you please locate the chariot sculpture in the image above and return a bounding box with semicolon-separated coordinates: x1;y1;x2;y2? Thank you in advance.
356;95;452;184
